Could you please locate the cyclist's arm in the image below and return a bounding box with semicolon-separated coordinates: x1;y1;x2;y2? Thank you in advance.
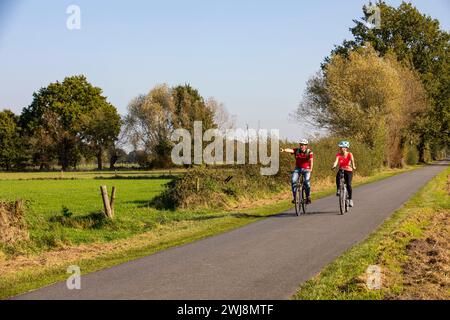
351;153;356;170
309;158;314;172
280;148;295;154
332;156;339;169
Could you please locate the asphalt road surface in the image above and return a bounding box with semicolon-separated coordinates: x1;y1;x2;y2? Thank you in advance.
13;162;448;299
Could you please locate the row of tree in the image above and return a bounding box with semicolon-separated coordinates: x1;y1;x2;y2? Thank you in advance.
295;2;449;166
0;76;233;171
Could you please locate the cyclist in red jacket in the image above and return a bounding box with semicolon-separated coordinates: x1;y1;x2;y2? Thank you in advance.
281;139;314;204
332;140;356;207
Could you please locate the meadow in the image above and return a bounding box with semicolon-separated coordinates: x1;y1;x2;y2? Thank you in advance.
0;170;190;255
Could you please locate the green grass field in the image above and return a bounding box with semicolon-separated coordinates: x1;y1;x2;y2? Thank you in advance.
0;176;173;254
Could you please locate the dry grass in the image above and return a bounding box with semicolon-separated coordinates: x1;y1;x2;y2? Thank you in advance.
0;200;29;245
0;219;220;277
224;191;292;210
393;210;450;300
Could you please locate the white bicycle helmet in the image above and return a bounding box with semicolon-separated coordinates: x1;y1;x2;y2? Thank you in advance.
299;138;309;145
338;140;350;148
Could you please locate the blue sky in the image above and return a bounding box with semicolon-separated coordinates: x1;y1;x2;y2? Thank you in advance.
0;0;449;141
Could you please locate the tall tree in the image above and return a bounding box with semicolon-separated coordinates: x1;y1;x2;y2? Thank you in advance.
79;104;122;170
108;121;128;170
172;85;217;166
124;84;175;168
296;45;429;167
0;110;23;170
20;75;119;170
206;97;235;133
329;1;449;161
26;124;56;170
172;84;216;132
125;84;220;168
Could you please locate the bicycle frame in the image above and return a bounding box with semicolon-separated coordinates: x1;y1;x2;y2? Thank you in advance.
293;170;308;216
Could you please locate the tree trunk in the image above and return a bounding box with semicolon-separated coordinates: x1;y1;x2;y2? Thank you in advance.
60;139;70;171
109;149;117;170
97;149;103;170
418;135;427;163
39;162;49;171
61;156;69;171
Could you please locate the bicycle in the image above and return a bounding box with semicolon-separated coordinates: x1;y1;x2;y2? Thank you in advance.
293;171;308;216
336;169;350;215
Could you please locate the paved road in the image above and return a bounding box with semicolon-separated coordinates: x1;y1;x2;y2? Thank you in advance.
13;162;448;300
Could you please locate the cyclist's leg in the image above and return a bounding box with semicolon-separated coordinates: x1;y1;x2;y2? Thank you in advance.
301;169;311;198
291;169;300;200
345;171;353;199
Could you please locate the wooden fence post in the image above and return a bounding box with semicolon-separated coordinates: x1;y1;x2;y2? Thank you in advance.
100;186;113;219
110;186;116;218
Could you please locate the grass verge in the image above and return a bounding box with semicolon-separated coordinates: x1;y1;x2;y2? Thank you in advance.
0;165;422;299
293;165;449;300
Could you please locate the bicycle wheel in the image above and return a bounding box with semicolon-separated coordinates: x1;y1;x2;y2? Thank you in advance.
294;186;301;216
301;186;307;214
339;180;345;215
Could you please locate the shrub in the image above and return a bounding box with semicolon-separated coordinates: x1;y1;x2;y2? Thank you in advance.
153;162;290;210
153;135;385;210
302;136;383;178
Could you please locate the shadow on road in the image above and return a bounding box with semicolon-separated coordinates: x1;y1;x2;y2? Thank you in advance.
306;211;338;215
271;210;338;218
177;212;268;222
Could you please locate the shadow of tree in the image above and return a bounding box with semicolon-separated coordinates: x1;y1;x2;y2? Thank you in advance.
49;211;114;229
126;199;154;208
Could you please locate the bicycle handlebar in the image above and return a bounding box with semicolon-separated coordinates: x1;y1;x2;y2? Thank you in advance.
332;167;356;171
